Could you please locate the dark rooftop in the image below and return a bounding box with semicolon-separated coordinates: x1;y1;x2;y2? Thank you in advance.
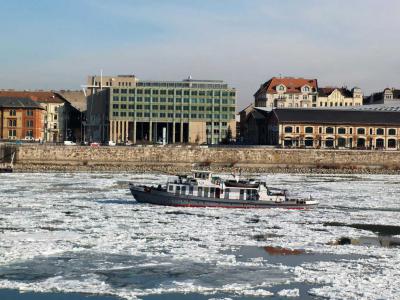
270;108;400;126
0;97;44;109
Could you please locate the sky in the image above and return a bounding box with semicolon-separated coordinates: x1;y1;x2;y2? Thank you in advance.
0;0;399;109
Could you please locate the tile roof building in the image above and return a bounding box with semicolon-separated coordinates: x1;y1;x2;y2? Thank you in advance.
254;77;318;108
0;97;44;141
0;90;81;142
253;77;363;109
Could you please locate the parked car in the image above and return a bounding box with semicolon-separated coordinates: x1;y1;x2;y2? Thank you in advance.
90;142;100;147
108;141;116;146
64;141;76;146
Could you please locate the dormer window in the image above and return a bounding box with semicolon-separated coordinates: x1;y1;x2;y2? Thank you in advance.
277;84;286;92
302;85;310;92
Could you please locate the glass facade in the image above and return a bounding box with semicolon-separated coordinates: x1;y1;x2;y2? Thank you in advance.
109;80;236;144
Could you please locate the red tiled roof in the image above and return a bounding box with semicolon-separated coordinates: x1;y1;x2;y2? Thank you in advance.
0;91;64;103
254;77;318;96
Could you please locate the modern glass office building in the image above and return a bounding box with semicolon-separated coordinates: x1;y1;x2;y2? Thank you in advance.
87;75;237;144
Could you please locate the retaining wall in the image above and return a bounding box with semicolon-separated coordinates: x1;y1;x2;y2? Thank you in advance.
12;145;400;173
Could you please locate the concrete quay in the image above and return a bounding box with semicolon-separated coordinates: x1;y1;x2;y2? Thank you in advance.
6;144;400;174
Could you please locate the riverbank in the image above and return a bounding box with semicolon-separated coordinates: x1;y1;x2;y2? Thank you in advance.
7;144;400;174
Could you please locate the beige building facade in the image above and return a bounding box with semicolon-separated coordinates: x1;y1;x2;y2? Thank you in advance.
318;87;363;107
267;109;400;150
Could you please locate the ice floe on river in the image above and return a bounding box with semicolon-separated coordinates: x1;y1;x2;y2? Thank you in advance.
0;172;400;299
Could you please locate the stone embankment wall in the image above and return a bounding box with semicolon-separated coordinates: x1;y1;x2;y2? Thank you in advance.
12;145;400;173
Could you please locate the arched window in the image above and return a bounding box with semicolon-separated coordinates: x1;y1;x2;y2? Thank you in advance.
376;138;384;148
305;127;313;134
357;138;365;148
338;138;346;147
388;129;396;135
284;126;293;133
278;85;285;91
338;128;346;134
376;128;384;135
326;127;334;134
357;128;365;135
388;139;396;148
325;138;334;148
305;137;313;147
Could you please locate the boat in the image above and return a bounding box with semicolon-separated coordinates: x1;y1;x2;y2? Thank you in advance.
129;170;318;209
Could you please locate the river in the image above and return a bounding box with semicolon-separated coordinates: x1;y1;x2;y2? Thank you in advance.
0;172;399;299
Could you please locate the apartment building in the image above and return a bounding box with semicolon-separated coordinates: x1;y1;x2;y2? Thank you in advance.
254;77;318;108
0;97;44;141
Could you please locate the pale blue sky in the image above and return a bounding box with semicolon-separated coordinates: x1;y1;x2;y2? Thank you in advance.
1;0;399;108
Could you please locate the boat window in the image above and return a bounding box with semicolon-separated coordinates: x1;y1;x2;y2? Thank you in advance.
210;187;215;197
239;189;245;200
204;187;209;198
182;186;186;195
189;186;194;195
168;185;174;192
176;186;181;195
224;188;230;199
198;187;203;195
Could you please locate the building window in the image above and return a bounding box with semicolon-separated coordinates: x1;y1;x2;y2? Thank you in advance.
305;137;313;147
120;112;126;116
376;128;384;135
9;110;16;116
8;119;17;127
26;130;33;137
113;96;119;101
376;138;385;148
26;120;34;127
326;127;334;134
26;110;33;116
338;138;346;147
325;138;334;148
113;104;119;109
388;129;396;135
338;128;346;134
284;126;293;133
357;128;365;135
121;89;127;94
388;139;397;148
113;112;119;116
305;127;313;134
113;89;119;93
8;129;16;138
